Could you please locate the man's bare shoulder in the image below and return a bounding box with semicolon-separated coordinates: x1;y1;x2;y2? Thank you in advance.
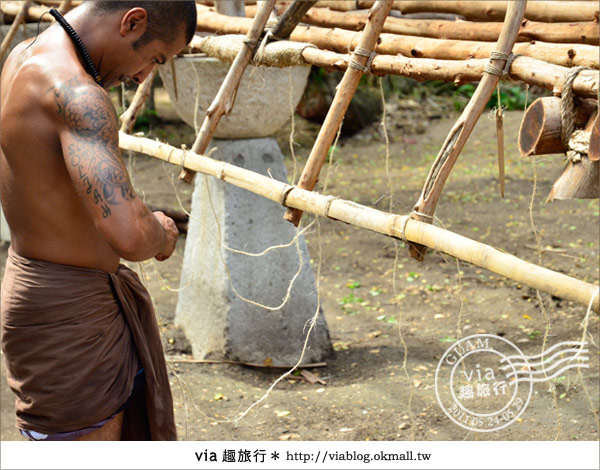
3;46;113;129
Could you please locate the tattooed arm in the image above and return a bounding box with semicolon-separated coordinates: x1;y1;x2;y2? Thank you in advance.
53;76;178;261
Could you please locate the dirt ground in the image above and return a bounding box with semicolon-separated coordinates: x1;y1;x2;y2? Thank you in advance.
1;91;598;442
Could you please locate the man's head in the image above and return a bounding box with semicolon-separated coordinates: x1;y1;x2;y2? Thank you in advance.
87;1;196;86
90;1;197;49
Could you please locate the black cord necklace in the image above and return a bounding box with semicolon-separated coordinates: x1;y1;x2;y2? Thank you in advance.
49;8;103;87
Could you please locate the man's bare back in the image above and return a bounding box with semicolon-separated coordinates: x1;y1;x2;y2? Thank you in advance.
1;6;182;273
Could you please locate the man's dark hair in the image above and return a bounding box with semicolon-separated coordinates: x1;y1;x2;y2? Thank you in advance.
91;1;197;49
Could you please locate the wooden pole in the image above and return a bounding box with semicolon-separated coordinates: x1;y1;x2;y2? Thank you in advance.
518;97;598;157
192;36;599;99
591;113;600;161
410;0;527;261
194;7;600;69
317;0;599;23
178;0;277;184
269;0;318;40
246;5;599;46
57;0;73;14
283;0;394;226
119;67;158;134
0;0;32;64
118;131;600;313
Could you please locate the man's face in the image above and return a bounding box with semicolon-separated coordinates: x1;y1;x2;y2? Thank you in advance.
105;32;188;88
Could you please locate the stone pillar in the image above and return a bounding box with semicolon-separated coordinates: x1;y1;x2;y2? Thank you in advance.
175;138;331;365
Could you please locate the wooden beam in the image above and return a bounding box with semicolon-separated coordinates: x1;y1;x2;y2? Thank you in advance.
317;1;600;23
191;35;599;99
118;131;600;313
195;6;600;69
245;4;599;46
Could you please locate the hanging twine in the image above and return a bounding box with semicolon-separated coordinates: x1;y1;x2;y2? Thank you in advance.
560;66;593;162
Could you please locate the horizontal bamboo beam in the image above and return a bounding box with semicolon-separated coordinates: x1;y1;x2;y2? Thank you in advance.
190;35;599;99
318;1;600;23
194;7;600;69
118;132;600;313
245;4;600;46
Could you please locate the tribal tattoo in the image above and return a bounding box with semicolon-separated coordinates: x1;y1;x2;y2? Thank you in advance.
53;76;135;218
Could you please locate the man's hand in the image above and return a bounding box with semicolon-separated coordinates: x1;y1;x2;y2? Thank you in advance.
153;211;179;261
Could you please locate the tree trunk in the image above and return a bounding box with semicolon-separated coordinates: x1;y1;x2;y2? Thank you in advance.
518;97;598;156
547;111;600;201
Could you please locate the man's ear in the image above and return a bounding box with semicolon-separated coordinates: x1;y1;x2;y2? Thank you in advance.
119;7;148;38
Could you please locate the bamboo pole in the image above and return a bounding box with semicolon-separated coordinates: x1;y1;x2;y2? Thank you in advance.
318;0;599;23
0;1;32;63
246;4;599;46
194;7;600;69
410;0;527;261
118;131;600;313
119;67;158;134
178;0;277;184
283;0;394;226
518;97;598;157
191;36;599;99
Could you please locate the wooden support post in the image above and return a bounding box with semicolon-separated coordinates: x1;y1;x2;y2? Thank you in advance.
410;0;527;261
591;113;600;161
547;111;599;201
269;0;318;40
118;131;600;313
178;0;277;184
518;97;597;156
119;67;158;134
0;0;32;63
283;0;394;226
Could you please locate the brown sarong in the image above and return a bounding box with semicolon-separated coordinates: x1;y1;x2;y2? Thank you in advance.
1;248;177;440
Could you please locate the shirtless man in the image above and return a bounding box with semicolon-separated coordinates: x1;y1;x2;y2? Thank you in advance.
1;1;197;440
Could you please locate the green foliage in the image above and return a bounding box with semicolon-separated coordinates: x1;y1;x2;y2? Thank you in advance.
453;84;530;111
134;108;159;132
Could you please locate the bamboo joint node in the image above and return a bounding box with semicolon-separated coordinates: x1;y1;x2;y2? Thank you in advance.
279;184;295;207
